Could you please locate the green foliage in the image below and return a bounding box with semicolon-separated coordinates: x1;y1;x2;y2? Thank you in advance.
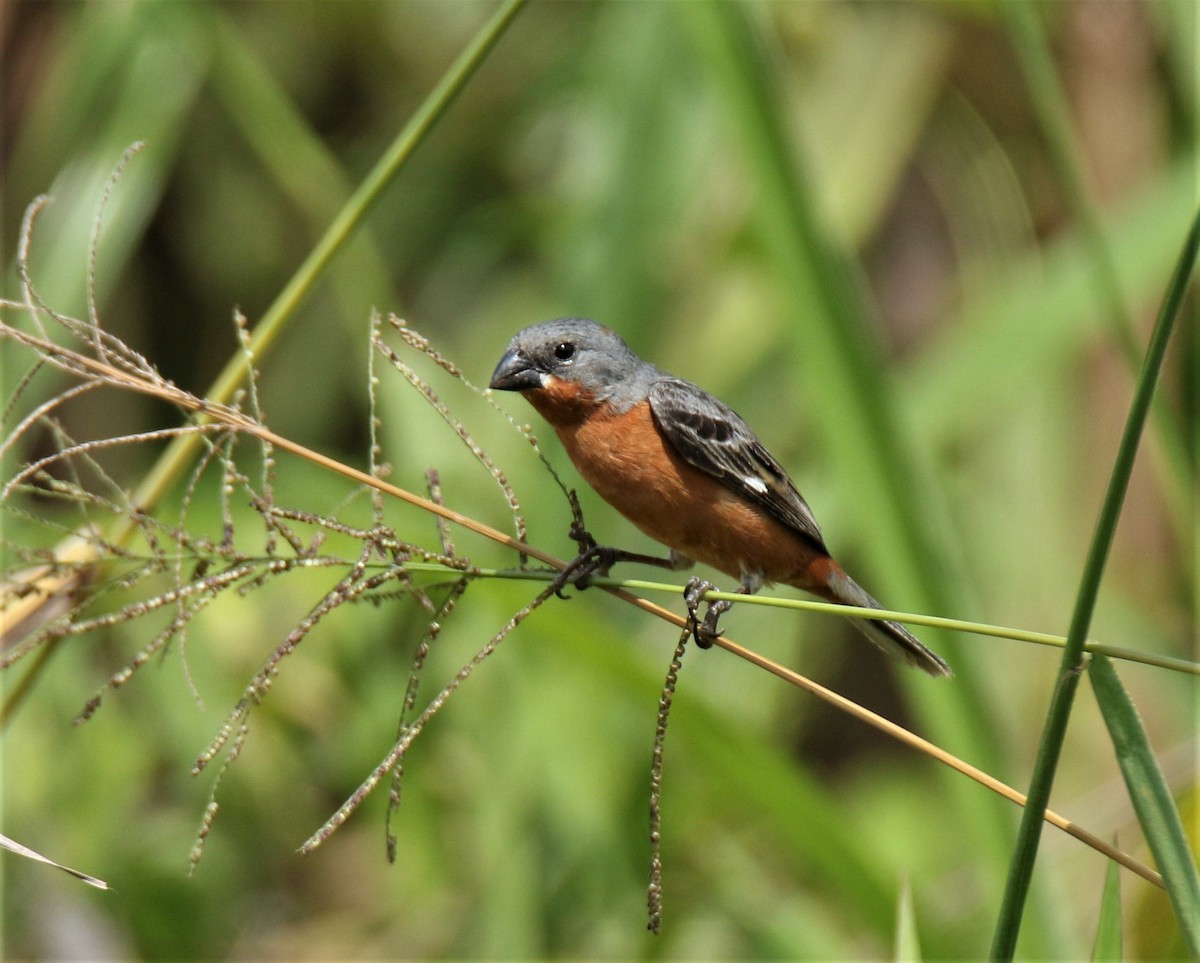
1092;857;1122;961
2;1;1194;959
1092;655;1200;956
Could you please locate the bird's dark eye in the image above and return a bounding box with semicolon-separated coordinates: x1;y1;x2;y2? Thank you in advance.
554;342;576;361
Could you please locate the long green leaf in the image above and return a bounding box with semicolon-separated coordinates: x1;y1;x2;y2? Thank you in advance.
1090;655;1200;956
991;204;1200;956
682;3;1032;941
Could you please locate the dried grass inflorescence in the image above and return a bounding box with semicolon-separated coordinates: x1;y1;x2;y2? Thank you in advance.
1;173;606;877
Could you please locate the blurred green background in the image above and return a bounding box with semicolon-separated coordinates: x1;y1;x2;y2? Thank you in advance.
1;1;1194;958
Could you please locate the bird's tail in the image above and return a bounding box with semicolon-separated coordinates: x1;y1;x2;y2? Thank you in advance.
803;559;952;678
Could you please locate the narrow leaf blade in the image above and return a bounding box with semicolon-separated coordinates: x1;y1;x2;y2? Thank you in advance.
1090;654;1200;956
1091;855;1121;962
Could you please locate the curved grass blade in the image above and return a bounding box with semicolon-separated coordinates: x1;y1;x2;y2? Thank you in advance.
991;206;1200;958
1090;654;1200;957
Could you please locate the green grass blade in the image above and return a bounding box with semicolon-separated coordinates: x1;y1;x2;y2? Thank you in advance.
1090;655;1200;956
1001;0;1190;550
991;206;1200;958
681;3;1032;934
116;0;527;545
894;875;923;963
1091;855;1122;961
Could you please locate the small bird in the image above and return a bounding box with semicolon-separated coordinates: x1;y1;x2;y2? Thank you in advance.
489;318;950;677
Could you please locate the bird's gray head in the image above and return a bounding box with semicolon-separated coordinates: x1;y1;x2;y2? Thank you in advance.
489;318;649;405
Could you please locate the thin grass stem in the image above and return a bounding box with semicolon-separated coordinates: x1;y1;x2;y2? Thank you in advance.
108;0;528;552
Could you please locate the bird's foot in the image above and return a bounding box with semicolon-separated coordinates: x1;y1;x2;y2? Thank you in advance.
557;521;690;598
551;543;622;597
684;576;731;649
553;521;615;594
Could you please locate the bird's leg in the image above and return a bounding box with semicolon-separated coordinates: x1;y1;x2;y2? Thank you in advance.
684;573;762;648
550;499;606;595
552;524;693;598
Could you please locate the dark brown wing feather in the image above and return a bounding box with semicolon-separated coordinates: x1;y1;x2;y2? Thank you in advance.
648;379;828;553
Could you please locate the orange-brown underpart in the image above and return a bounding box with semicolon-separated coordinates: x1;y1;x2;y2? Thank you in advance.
526;378;830;589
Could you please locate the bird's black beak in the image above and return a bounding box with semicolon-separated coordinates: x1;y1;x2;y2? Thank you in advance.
489;348;546;392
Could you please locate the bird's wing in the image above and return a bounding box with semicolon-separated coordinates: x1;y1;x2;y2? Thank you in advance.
648;378;828;551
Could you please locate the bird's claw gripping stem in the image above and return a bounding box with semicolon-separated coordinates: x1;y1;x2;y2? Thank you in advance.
684;576;730;648
547;521;612;596
550;543;622;598
555;521;691;598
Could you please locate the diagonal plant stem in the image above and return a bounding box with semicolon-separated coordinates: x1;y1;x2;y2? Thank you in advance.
991;207;1200;958
111;0;527;551
710;631;1162;891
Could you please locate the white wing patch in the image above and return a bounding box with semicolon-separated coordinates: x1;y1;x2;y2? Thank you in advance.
742;474;769;495
648;377;828;549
